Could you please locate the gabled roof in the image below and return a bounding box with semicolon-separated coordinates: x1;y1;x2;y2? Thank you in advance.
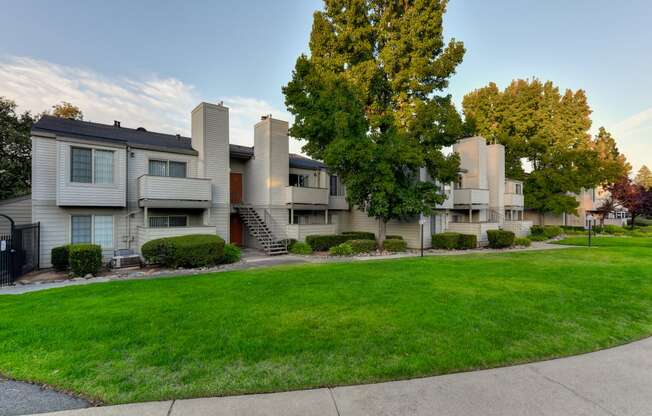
31;116;326;169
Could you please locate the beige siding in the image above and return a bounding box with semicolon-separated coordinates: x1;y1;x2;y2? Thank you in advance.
56;139;127;207
445;222;500;246
286;224;338;241
0;196;32;234
339;209;427;249
138;176;211;201
32;136;57;202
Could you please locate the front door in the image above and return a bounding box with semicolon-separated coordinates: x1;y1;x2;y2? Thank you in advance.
230;214;244;246
230;173;243;204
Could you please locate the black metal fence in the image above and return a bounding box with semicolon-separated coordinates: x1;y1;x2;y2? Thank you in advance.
0;222;40;287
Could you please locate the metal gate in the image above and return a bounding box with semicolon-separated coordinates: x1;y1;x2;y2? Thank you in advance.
0;217;40;287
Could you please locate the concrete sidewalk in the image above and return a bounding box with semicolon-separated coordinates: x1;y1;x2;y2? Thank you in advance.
38;336;652;416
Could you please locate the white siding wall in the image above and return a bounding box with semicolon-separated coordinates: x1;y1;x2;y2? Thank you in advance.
0;196;32;234
339;209;428;249
56;139;126;207
445;222;500;246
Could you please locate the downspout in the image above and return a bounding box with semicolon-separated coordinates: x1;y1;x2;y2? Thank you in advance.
125;145;130;250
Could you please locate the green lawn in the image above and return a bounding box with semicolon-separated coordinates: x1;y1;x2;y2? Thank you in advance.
555;236;652;247
1;243;652;404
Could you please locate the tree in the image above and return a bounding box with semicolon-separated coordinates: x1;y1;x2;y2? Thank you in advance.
51;101;83;120
462;79;627;220
283;0;465;243
0;98;37;200
609;177;652;229
594;197;616;227
635;165;652;190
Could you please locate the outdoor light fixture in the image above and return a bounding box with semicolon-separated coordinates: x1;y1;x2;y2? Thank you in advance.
586;214;594;247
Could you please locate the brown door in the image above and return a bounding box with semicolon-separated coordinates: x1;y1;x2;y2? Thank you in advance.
230;172;243;204
230;214;244;246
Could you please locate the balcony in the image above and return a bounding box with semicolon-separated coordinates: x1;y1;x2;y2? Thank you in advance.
138;175;212;208
504;192;524;207
453;188;489;207
285;186;329;206
328;195;349;210
436;190;454;209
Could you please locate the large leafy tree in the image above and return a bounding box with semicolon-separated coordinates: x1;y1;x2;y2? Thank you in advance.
462;79;628;219
609;177;652;228
51;101;83;120
0;97;36;200
635;165;652;189
284;0;465;242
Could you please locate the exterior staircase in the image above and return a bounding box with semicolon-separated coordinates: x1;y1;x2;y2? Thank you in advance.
236;205;288;255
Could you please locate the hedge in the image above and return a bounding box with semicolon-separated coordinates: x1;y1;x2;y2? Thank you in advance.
514;237;531;247
349;239;377;254
383;238;407;252
221;244;241;264
458;234;477;250
432;232;460;250
543;225;562;238
341;231;376;240
305;235;350;251
51;245;70;272
141;234;225;268
329;243;353;256
385;235;403;240
487;230;515;249
68;244;102;277
528;234;548;242
290;242;313;255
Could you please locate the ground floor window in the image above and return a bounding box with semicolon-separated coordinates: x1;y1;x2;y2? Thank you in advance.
289;210;331;225
149;215;188;228
71;215;113;248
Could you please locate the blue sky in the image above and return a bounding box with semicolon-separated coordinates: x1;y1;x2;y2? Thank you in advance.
0;0;650;171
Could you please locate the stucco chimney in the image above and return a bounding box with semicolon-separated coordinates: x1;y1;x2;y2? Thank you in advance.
252;116;289;206
486;143;506;219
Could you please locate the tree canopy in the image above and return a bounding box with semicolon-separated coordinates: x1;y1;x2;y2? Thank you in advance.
609;176;652;228
462;78;629;216
635;165;652;189
0;98;36;200
284;0;465;241
51;101;83;120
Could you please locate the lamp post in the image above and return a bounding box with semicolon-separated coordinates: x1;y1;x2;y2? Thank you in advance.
586;214;594;247
419;216;426;258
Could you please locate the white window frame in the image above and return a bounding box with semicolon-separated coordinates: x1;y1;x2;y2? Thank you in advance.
69;214;114;249
148;159;188;178
148;215;189;228
70;146;115;185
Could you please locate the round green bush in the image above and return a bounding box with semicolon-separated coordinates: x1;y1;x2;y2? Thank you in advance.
432;232;461;250
349;239;378;254
383;238;407;252
543;225;562;239
141;234;225;268
290;242;313;255
329;242;353;256
514;237;532;247
487;230;515;249
68;244;102;277
221;244;241;264
530;225;545;236
51;245;70;272
457;234;478;250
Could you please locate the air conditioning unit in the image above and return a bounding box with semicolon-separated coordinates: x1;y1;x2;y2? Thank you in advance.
110;249;142;269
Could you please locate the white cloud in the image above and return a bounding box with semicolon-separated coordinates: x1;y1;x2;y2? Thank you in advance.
0;56;305;153
609;107;652;173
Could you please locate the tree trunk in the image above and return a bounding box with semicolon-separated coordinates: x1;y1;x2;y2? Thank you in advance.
631;214;637;229
378;218;387;249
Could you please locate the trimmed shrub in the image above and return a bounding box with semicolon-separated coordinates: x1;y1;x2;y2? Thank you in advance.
514;237;531;247
51;245;70;272
528;234;548;242
305;234;350;251
290;242;313;255
221;244;241;264
283;239;298;251
530;225;545;236
68;244;102;277
342;231;376;240
603;225;624;235
458;234;478;250
487;230;515;249
432;232;461;250
141;234;225;268
385;235;403;240
543;225;562;239
329;242;353;256
349;239;377;254
383;238;407;252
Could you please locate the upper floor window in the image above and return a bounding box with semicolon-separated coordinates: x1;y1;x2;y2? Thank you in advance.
515;183;522;194
454;175;463;190
71;147;114;184
289;173;310;187
148;159;187;178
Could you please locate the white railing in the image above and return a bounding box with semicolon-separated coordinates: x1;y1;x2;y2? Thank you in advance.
504;193;524;207
138;175;212;202
453;188;490;206
285;186;329;205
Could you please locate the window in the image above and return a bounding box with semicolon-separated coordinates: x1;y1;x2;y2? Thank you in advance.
454;175;463;190
149;215;188;228
289;173;309;187
330;175;338;196
148;160;187;178
515;183;522;194
71;215;113;248
71;147;114;184
71;215;92;244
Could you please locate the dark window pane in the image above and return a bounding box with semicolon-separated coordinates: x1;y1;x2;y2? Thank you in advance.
71;148;92;183
149;216;168;228
169;161;187;178
330;175;338;196
289;174;298;186
148;160;167;176
71;215;92;244
168;216;187;227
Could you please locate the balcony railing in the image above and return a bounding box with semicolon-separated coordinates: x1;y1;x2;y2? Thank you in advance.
285;186;329;205
504;192;524;207
138;175;212;208
453;188;490;206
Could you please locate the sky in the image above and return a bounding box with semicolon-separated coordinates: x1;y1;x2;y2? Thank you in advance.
0;0;650;172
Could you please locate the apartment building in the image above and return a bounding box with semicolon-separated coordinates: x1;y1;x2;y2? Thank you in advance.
1;102;532;268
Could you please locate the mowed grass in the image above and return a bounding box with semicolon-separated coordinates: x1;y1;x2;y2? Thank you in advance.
555;236;652;247
1;243;652;404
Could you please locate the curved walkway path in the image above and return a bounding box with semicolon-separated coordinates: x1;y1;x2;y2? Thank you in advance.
31;336;652;416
